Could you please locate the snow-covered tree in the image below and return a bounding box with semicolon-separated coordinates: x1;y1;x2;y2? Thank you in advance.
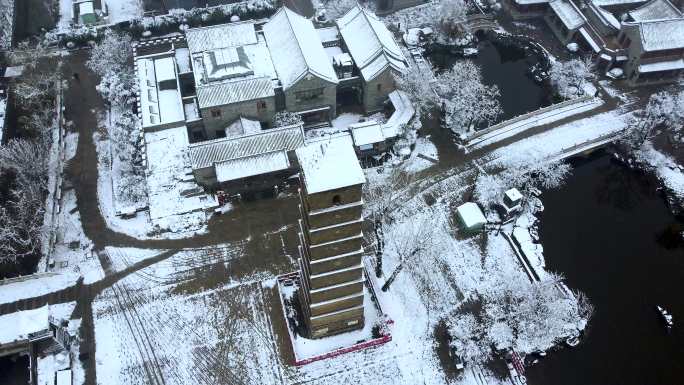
549;58;594;100
394;64;439;116
321;0;359;20
624;90;684;149
271;111;303;127
0;138;51;263
436;0;468;38
87;30;137;106
474;151;570;208
395;61;501;135
436;61;502;135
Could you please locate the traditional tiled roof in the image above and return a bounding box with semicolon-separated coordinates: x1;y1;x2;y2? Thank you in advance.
185;22;258;53
337;5;408;81
196;77;274;108
633;18;684;51
189;124;305;170
215;151;291;182
629;0;681;21
549;0;586;30
263;7;338;90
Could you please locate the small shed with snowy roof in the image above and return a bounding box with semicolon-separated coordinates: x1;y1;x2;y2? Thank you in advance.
263;7;339;123
456;202;487;232
337;5;409;112
349;120;387;156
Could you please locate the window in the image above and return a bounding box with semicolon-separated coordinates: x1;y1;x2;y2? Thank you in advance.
332;195;342;205
295;88;325;103
376;83;382;92
256;100;267;110
215;130;226;138
210;109;222;118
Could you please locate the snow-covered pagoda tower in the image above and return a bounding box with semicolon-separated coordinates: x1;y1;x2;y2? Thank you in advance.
295;134;367;339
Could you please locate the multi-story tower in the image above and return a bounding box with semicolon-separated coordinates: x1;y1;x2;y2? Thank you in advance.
295;134;367;339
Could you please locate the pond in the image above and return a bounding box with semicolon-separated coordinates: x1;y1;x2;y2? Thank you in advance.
528;152;684;385
427;37;551;121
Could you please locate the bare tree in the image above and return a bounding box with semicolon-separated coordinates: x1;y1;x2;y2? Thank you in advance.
381;218;433;291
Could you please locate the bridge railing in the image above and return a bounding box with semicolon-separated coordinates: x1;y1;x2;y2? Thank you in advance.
467;95;595;143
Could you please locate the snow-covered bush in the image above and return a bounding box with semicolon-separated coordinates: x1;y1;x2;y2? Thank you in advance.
87;30;137;107
549;58;594;100
624;90;684;149
394;64;439;116
272;111;303;127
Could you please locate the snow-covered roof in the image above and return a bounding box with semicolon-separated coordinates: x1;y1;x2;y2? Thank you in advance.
296;133;366;194
382;90;414;139
136;56;185;129
317;26;340;44
196;77;274;108
215;150;290;182
225;116;263;137
629;0;681;21
79;1;94;15
589;3;621;30
504;188;523;204
456;202;487;231
0;305;49;345
189;124;305;170
592;0;647;7
350;121;384;146
56;370;72;385
578;27;602;53
634;18;684;51
337;5;408;81
263;7;338;90
514;0;549;4
549;0;586;30
333;53;353;67
185;22;258;53
638;57;684;72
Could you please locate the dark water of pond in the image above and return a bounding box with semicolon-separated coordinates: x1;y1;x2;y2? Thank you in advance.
428;38;551;121
528;153;684;385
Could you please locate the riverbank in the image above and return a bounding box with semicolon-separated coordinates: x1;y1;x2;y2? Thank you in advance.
529;152;684;385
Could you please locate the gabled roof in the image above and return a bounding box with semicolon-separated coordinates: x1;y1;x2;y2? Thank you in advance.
630;18;684;51
186;22;258;53
549;0;586;30
263;7;338;90
189;124;305;170
196;77;274;108
337;5;408;81
628;0;681;22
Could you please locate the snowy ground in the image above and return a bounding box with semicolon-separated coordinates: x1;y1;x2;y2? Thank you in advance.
104;0;144;24
306;113;364;138
92;247;283;385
